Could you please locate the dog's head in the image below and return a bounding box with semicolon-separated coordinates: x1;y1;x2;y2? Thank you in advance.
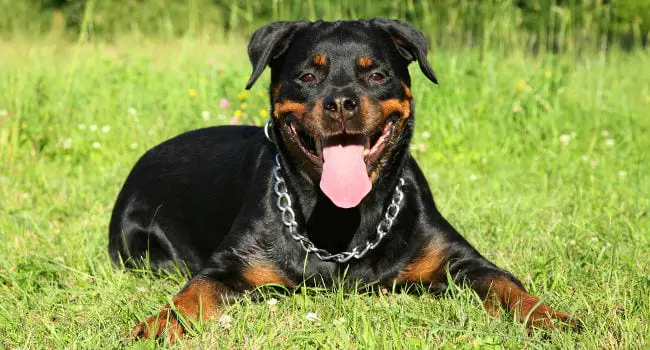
246;19;437;208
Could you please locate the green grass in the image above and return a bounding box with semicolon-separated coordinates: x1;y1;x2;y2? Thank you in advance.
0;37;649;348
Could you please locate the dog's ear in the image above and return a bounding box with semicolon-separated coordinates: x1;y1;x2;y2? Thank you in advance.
246;20;310;90
370;18;437;84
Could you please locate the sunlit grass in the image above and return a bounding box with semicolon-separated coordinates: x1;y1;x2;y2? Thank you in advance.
0;38;648;348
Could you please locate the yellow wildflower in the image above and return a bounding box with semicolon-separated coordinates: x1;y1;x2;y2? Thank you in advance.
516;80;526;92
188;89;197;97
545;71;552;79
234;109;244;118
237;91;248;100
239;103;247;110
259;109;269;118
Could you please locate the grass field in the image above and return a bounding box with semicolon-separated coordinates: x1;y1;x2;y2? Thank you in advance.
0;36;649;348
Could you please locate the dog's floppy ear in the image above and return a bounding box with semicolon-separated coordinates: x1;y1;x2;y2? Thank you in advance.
370;18;438;84
246;20;310;90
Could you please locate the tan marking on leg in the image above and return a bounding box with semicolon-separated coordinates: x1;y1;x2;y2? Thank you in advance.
483;277;575;329
131;278;227;343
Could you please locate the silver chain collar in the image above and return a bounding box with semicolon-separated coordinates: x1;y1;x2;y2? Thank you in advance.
272;153;405;263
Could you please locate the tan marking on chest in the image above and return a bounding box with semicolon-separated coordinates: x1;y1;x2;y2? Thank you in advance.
396;242;445;283
243;265;293;287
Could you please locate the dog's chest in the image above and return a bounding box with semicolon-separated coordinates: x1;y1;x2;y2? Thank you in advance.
276;249;409;288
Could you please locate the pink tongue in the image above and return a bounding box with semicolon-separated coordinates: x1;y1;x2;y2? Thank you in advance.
320;141;371;208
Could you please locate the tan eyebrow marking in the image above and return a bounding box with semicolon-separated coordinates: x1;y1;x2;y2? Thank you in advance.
312;54;327;66
358;56;373;69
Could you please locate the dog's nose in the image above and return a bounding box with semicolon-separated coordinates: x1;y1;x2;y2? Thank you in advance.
323;95;359;120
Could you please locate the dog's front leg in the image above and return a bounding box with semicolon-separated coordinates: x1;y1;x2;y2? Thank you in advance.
131;258;293;343
395;239;576;329
467;272;576;329
131;275;232;342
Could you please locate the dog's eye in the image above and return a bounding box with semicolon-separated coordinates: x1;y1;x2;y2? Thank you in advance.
369;72;386;84
299;73;316;83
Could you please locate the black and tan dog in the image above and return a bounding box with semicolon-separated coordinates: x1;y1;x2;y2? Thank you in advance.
109;19;574;342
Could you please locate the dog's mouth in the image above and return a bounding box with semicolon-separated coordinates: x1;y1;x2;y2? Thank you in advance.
288;114;398;169
286;114;400;208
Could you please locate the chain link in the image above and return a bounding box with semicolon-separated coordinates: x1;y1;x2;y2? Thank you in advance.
272;153;405;263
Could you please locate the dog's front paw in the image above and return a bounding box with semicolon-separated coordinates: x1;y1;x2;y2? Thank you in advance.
526;307;580;330
131;307;187;343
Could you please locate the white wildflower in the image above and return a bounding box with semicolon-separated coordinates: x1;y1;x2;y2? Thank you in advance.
219;314;232;329
63;138;73;150
101;125;110;133
605;138;615;147
92;142;101;149
201;110;211;121
559;134;571;146
305;312;320;321
89;124;97;132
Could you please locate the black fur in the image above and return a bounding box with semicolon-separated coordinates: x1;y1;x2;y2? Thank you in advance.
110;19;573;340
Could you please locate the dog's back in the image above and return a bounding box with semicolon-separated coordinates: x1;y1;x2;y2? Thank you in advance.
108;125;270;273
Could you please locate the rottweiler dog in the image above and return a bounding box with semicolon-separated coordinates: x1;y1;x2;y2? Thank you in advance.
109;19;575;342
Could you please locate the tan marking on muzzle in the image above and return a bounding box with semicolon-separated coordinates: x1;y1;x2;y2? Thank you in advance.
272;82;283;98
378;99;411;120
402;82;412;100
273;101;307;118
